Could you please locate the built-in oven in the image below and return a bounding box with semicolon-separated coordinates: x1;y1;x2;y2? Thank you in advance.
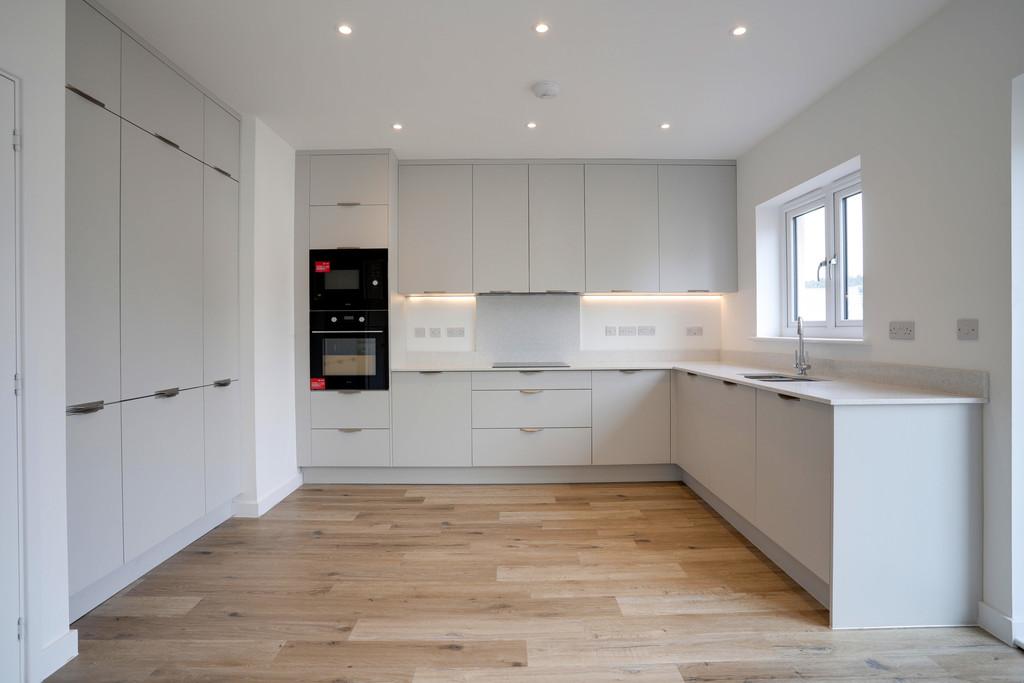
309;248;388;311
309;310;389;391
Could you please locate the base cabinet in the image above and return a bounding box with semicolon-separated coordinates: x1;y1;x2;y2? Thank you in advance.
592;370;670;464
392;372;472;467
67;404;123;595
473;428;591;466
312;429;391;467
122;389;205;561
203;382;241;512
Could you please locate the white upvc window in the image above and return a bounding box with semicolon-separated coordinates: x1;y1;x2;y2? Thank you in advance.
782;172;863;338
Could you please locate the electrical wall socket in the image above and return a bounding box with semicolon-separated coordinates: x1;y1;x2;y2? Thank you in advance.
618;325;637;337
957;318;979;341
604;326;617;337
686;326;704;337
414;327;426;338
637;325;656;337
446;326;465;338
889;321;915;340
429;327;442;338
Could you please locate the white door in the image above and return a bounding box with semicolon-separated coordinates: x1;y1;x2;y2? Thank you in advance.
0;73;23;681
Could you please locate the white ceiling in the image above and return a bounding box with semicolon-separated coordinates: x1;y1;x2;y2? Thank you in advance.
98;0;946;159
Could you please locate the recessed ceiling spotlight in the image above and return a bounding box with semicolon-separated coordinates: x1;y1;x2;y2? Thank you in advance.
731;25;747;37
526;122;538;129
535;22;550;34
392;123;403;131
660;123;671;130
337;24;353;35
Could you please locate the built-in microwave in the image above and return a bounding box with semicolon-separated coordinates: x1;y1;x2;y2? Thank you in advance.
309;248;387;311
309;310;389;391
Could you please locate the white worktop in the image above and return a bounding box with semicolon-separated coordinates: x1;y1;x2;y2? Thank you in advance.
392;361;986;406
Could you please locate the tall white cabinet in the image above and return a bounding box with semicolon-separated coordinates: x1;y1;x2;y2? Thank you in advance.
65;0;241;620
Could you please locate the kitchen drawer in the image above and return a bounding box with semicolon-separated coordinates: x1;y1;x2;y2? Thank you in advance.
310;390;390;429
471;370;591;391
472;389;591;428
311;428;390;467
472;428;592;466
309;205;388;249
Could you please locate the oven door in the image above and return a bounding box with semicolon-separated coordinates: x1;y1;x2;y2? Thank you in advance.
310;315;389;391
310;248;388;310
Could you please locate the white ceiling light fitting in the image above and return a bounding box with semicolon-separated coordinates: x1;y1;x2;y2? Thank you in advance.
731;25;747;37
660;123;671;130
534;22;550;34
392;123;403;131
337;23;352;35
531;80;560;99
526;121;538;129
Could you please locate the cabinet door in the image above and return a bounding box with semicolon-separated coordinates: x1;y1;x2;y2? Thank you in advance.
204;382;240;512
66;0;121;114
529;164;585;293
659;165;737;293
122;389;205;561
592;370;670;464
755;391;833;581
67;403;123;595
203;166;240;383
398;165;473;293
66;91;121;406
309;154;389;206
121;122;204;398
676;372;756;521
473;165;529;293
121;34;204;159
309;205;388;249
392;372;471;467
584;165;659;292
204;98;240;179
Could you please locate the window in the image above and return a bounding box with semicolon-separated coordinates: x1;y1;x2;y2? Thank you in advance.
783;173;863;337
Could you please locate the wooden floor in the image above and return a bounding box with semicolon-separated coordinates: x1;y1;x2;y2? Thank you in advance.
51;482;1023;682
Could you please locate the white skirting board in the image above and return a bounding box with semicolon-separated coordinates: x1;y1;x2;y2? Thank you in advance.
69;501;233;622
679;469;831;609
301;464;684;485
232;471;303;518
978;600;1022;646
33;629;79;683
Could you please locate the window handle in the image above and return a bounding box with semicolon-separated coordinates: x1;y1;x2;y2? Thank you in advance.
817;256;837;282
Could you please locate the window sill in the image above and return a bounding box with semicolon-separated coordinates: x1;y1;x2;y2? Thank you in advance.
751;336;869;346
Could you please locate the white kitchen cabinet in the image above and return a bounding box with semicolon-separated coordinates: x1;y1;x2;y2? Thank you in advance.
66;0;121;114
309;205;388;249
659;165;737;293
203;382;240;512
473;428;592;467
121;34;204;159
755;390;833;581
398;165;473;293
204;166;240;384
392;372;471;467
675;372;756;521
66;403;123;595
584;165;660;292
472;389;591;429
592;370;670;465
203;98;240;179
311;429;391;467
66;91;121;406
121;388;205;561
121;121;204;398
473;165;529;293
310;390;391;429
529;164;585;293
309;154;389;206
471;371;591;391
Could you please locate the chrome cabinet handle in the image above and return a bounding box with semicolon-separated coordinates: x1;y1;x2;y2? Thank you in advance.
155;387;180;398
422;291;447;294
153;133;180;150
67;400;104;415
336;389;362;394
686;372;697;377
336;202;361;207
688;289;710;293
66;85;106;109
520;427;544;433
777;393;801;401
213;378;232;387
619;370;638;374
212;166;232;179
338;428;363;433
611;289;633;293
518;370;543;375
418;371;443;375
519;389;543;395
722;380;737;387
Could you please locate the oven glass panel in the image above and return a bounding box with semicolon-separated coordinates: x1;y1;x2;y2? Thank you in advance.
324;269;360;290
322;337;377;376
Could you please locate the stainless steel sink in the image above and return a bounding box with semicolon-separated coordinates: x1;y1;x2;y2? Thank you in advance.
742;373;825;382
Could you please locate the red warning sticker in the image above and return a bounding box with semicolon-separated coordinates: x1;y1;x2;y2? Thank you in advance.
310;378;326;391
314;261;331;273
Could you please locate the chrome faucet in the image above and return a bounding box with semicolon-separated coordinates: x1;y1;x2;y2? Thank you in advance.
794;316;811;376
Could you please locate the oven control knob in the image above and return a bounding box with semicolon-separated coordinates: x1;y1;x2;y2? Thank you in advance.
372;279;379;286
359;316;365;322
330;316;337;323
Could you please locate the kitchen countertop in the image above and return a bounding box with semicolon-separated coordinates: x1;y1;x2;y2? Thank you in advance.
392;361;987;406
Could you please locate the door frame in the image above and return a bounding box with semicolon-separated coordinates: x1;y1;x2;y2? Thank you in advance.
0;67;26;681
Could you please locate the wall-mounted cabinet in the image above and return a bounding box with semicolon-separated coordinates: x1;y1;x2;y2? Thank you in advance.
310;154;389;206
66;0;121;114
204;98;240;179
398;165;473;294
473;164;529;293
529;164;585;293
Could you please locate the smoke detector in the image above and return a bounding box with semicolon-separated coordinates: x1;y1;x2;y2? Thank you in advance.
532;80;561;99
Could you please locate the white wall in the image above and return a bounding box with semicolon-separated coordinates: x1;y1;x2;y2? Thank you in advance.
1012;73;1024;644
0;1;77;680
723;0;1024;642
238;116;300;515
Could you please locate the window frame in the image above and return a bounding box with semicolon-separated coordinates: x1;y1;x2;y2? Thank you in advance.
781;172;863;338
